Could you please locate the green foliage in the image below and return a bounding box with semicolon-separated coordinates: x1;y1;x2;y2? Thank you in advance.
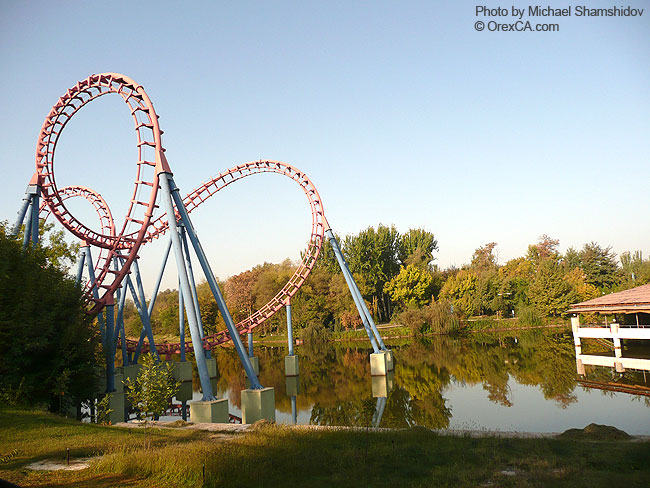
95;395;114;425
0;223;98;412
397;228;438;269
124;354;180;422
384;264;434;309
396;300;460;336
566;242;621;291
439;269;479;318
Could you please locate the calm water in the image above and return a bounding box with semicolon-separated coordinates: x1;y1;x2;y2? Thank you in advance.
171;330;650;434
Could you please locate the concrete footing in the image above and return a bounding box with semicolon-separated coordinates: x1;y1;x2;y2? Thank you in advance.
121;364;141;384
206;358;217;378
245;356;260;376
241;387;275;424
170;361;193;382
285;375;300;397
285;355;299;376
176;381;193;402
190;398;229;423
106;391;125;424
385;350;394;371
370;352;388;376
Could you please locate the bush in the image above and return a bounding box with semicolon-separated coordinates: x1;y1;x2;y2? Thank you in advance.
516;304;543;326
397;300;461;336
0;224;98;412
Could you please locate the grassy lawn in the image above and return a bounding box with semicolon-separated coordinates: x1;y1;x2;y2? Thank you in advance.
1;408;649;487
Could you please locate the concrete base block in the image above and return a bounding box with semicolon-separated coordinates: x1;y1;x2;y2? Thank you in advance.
176;381;193;402
206;357;217;378
370;352;388;376
190;398;229;423
107;392;125;424
385;350;394;371
122;364;140;384
245;356;260;376
113;374;124;393
241;387;275;424
285;375;300;397
372;371;395;398
615;361;625;373
285;355;299;376
171;361;193;382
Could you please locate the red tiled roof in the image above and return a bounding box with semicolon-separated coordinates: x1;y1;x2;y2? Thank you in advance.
568;283;650;313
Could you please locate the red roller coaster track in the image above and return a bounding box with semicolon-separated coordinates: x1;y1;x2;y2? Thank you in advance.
36;73;326;356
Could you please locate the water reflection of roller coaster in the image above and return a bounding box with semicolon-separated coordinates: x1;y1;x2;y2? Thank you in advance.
13;72;392;423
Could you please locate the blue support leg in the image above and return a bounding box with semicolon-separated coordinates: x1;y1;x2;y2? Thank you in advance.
30;193;40;247
75;247;87;286
85;247;106;342
105;300;116;392
286;302;294;356
248;332;254;358
21;200;33;250
147;237;172;317
179;278;186;362
168;177;263;389
159;171;215;400
324;230;379;353
180;226;210;358
11;195;32;237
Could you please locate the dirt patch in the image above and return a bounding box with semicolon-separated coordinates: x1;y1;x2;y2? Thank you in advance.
25;457;99;471
557;423;632;441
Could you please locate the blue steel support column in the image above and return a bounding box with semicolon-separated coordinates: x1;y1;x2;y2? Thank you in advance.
120;261;158;362
147;237;172;317
114;259;130;366
168;178;263;389
30;192;40;247
179;278;186;362
324;230;380;353
291;396;297;425
159;171;216;400
21;200;33;250
85;247;106;341
105;299;116;392
11;195;32;237
286;302;294;356
327;231;386;351
75;246;87;286
248;332;254;357
180;226;210;359
130;259;159;359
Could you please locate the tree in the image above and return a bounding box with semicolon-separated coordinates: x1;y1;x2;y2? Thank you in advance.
565;242;620;291
397;229;438;269
344;225;400;322
439;269;479;318
384;264;434;309
124;353;180;424
0;222;98;413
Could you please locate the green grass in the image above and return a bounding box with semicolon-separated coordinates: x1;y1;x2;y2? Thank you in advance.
2;408;649;487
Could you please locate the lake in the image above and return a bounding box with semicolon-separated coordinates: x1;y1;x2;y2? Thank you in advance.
169;329;650;434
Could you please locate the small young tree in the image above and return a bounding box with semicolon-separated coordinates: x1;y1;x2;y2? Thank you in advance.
124;354;180;445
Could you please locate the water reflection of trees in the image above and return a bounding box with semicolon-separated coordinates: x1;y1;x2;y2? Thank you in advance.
210;331;614;428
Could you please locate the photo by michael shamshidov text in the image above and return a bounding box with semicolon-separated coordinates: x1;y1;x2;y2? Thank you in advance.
475;5;645;18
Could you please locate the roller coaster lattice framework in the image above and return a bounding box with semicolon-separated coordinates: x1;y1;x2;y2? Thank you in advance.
12;72;388;401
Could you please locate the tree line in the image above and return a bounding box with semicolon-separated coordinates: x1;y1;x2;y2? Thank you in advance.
124;226;650;338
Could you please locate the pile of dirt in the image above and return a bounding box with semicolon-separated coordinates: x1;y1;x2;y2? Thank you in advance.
558;423;632;441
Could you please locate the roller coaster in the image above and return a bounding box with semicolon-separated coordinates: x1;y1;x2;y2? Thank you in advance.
11;73;391;421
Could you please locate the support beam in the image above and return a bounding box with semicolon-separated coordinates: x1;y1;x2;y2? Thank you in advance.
324;229;379;353
158;171;215;400
168;177;263;389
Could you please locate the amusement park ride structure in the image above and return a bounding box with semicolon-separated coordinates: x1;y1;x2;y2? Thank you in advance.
11;73;393;423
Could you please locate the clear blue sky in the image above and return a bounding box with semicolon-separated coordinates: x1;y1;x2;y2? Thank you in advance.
1;1;648;290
